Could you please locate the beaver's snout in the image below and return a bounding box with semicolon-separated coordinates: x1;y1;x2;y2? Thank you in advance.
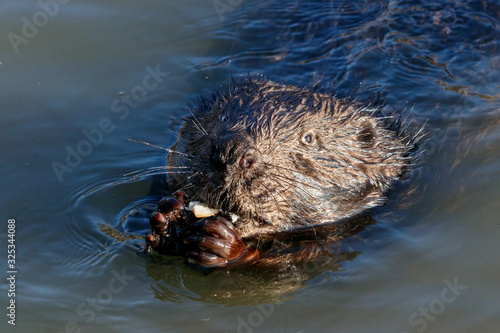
211;134;260;172
238;148;259;170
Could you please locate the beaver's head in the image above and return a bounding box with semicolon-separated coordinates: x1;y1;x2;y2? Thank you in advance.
168;80;414;236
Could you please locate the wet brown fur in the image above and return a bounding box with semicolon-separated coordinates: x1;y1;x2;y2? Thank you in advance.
168;79;415;240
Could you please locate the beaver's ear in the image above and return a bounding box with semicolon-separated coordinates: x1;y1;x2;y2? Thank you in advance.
356;119;377;148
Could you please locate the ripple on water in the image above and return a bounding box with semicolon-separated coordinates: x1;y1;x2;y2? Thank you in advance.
51;216;119;279
53;171;160;280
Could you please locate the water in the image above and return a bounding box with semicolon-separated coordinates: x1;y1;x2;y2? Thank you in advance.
0;0;499;332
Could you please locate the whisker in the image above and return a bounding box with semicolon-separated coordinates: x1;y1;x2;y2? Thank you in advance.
258;180;288;221
125;138;194;159
124;165;190;177
126;169;192;181
268;173;325;209
186;106;209;136
103;150;170;161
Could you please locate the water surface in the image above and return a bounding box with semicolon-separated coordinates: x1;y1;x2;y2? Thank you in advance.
0;0;499;332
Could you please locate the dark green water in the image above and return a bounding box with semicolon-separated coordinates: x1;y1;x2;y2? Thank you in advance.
0;0;499;332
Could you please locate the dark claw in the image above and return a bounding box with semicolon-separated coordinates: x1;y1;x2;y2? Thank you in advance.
149;211;167;226
184;215;251;264
186;251;228;267
157;197;183;213
184;234;233;258
146;233;160;247
189;217;237;241
149;211;169;235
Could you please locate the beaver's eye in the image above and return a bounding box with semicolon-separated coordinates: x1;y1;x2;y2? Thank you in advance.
300;131;316;145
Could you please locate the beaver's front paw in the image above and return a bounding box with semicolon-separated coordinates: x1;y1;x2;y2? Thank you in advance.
183;215;260;268
146;191;191;256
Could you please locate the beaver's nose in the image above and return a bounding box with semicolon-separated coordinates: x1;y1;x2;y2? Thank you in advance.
211;134;259;170
239;148;259;170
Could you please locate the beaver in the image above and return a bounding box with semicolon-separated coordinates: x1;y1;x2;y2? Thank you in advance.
146;79;417;268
